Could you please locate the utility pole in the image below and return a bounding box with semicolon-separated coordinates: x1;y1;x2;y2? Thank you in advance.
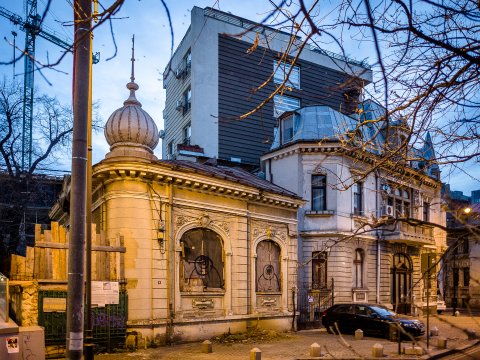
66;0;91;359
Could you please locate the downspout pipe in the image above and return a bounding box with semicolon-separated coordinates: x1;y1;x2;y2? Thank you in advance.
375;171;380;304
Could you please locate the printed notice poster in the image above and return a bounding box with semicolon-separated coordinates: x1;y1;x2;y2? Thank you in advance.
6;336;19;353
92;281;119;307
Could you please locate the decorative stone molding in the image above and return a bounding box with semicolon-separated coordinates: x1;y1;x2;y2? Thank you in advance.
192;298;214;310
217;221;230;236
198;213;211;227
176;215;189;228
260;297;277;307
253;223;287;242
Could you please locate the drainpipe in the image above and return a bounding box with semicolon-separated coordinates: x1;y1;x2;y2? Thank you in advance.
165;182;174;344
375;171;381;304
268;159;273;182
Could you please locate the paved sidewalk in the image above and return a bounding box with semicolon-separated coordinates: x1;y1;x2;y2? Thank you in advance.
95;314;480;359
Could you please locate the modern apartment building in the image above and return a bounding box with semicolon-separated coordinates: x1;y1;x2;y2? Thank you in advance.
162;7;372;169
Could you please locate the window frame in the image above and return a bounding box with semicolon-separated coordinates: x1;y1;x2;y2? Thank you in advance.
312;251;328;289
180;228;225;291
182;87;192;115
311;174;327;211
273;94;300;118
167;140;174;159
387;186;412;218
184;49;192;72
423;201;430;222
255;240;281;293
183;122;191;145
353;248;364;288
273;59;300;89
353;182;363;216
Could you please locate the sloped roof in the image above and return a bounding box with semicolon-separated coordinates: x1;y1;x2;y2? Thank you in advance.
157;160;302;199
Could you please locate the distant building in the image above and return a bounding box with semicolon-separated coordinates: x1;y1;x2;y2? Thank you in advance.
0;173;62;275
261;101;446;326
471;190;480;204
162;6;372;169
442;186;480;310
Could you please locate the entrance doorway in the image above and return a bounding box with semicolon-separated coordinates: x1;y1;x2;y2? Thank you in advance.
391;253;412;314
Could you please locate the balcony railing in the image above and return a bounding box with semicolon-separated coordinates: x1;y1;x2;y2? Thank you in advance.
381;221;434;245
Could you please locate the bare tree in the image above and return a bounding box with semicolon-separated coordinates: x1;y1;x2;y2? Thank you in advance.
0;79;75;274
258;0;480;178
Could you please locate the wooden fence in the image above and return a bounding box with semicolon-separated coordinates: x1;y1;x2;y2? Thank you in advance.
10;222;125;282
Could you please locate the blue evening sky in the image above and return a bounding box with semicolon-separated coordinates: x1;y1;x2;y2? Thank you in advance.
0;0;477;195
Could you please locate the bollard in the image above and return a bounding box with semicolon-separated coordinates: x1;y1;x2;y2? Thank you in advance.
437;337;447;349
403;345;424;355
454;310;460;317
355;329;364;340
310;342;321;357
430;326;439;337
202;340;213;353
250;347;262;360
372;343;383;358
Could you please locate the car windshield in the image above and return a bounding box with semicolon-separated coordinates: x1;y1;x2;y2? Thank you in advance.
370;305;396;317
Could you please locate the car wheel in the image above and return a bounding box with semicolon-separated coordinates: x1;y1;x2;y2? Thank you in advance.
437;310;443;314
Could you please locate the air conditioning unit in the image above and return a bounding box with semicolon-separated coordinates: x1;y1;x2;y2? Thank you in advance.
175;100;184;111
381;205;394;217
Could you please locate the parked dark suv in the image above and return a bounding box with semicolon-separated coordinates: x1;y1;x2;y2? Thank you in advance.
321;303;425;339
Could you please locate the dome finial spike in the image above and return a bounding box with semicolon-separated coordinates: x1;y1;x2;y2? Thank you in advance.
130;34;135;82
124;34;141;106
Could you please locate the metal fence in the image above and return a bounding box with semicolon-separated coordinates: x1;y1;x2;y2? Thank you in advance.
38;290;127;351
297;278;334;330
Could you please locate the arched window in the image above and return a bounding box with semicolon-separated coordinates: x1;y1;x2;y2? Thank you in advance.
353;249;364;288
256;240;281;292
180;228;224;291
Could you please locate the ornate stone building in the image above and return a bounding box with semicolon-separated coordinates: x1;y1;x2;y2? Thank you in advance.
87;65;303;343
261;102;446;327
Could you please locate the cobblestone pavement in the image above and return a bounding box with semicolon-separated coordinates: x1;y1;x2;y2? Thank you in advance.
95;314;480;359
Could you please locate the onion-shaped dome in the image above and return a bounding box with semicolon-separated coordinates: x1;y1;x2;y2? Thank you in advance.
104;80;159;155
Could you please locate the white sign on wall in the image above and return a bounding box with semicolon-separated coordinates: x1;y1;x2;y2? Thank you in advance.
91;281;119;307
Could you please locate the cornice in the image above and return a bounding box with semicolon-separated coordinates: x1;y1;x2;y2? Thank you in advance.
265;142;441;189
93;162;304;210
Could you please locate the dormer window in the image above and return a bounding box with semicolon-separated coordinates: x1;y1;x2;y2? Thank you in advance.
282;115;294;144
280;113;302;145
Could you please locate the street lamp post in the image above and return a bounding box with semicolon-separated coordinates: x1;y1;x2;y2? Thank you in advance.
452;257;458;316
